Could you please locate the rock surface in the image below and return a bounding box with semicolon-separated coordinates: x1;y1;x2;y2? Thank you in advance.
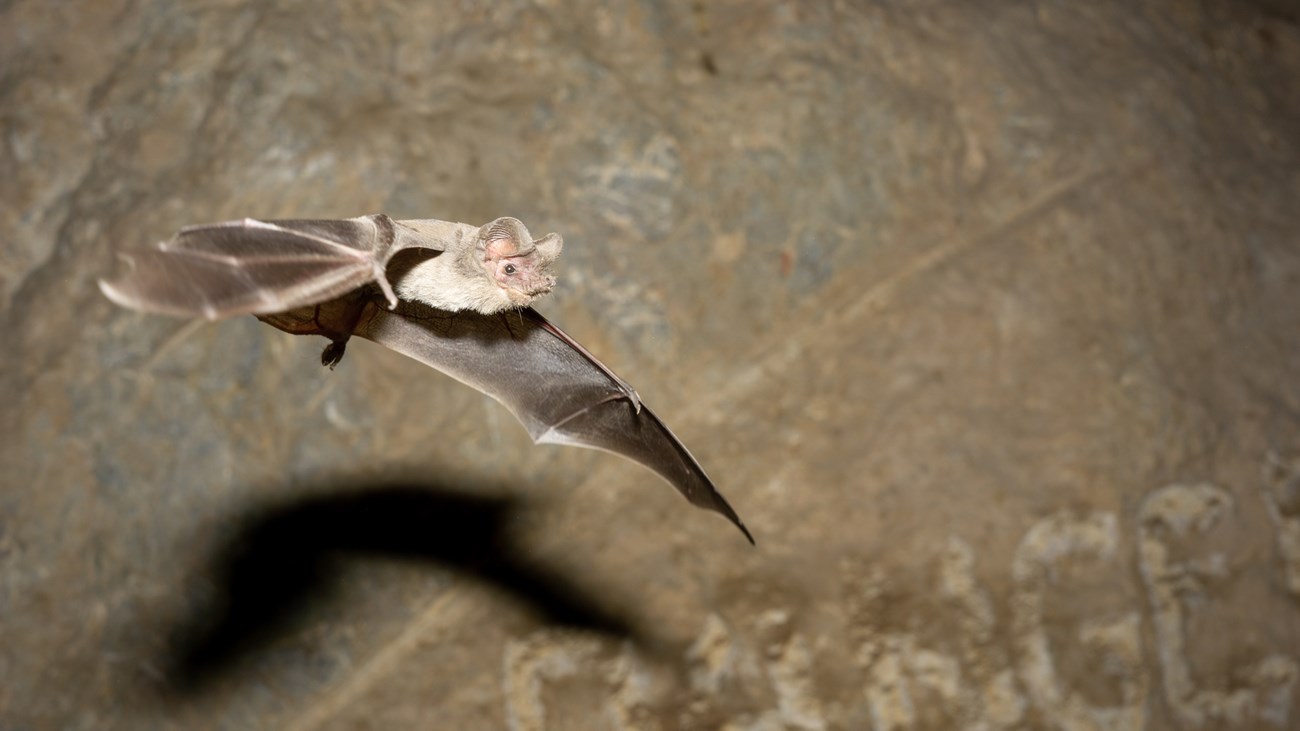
3;1;1300;729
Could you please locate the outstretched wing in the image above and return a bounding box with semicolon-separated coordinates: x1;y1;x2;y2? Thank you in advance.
98;214;441;319
343;299;754;543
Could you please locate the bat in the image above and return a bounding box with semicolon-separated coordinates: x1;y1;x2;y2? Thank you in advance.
99;214;753;544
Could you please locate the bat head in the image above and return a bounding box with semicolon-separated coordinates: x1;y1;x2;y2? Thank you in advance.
480;217;563;308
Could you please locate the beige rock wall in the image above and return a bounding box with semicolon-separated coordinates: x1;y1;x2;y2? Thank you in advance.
3;1;1299;728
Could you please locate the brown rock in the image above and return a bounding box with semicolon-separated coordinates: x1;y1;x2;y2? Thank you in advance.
3;0;1299;728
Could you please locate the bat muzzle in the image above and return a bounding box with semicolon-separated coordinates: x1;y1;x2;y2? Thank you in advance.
506;276;556;306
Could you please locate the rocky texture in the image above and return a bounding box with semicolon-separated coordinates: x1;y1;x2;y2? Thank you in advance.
4;0;1300;729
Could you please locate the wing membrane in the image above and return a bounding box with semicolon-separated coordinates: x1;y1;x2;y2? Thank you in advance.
349;300;754;543
100;216;393;319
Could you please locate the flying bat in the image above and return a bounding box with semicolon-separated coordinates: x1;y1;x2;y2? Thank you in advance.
99;213;753;543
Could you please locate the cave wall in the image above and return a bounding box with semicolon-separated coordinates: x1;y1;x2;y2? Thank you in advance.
3;1;1300;728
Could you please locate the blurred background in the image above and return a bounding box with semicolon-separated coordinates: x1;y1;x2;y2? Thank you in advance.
4;1;1300;729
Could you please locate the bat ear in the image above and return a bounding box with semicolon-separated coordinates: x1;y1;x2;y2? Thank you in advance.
480;217;531;259
533;232;563;261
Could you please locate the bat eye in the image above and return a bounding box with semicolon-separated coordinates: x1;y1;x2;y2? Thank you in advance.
504;263;517;275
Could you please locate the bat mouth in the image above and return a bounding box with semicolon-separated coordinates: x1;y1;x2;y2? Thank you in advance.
507;275;557;302
538;275;557;293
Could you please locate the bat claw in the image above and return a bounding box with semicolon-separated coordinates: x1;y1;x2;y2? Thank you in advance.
321;340;347;369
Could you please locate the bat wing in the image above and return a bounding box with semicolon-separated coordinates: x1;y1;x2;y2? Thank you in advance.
98;215;444;319
340;299;753;543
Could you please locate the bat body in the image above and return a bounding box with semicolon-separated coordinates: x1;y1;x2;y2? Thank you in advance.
100;214;752;543
99;214;562;318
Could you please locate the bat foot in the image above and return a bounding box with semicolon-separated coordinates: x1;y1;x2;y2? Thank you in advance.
321;339;348;369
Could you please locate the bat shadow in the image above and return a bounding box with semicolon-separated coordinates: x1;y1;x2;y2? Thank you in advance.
162;478;644;694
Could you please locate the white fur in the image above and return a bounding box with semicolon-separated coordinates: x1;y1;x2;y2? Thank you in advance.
394;254;515;314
